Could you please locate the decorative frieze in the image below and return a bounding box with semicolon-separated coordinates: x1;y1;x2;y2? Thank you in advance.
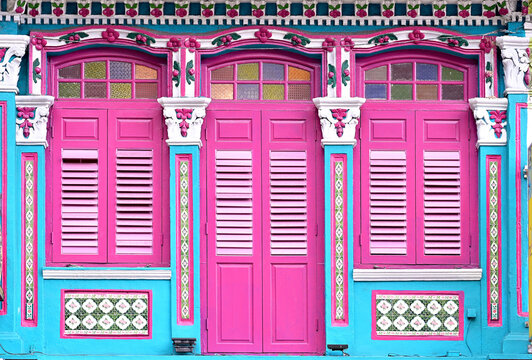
62;291;151;337
158;97;211;147
373;291;463;339
496;36;530;95
487;156;502;326
0;35;30;93
314;97;365;146
469;97;509;147
15;96;54;147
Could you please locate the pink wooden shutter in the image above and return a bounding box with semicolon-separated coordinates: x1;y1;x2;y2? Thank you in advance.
51;109;107;263
416;110;471;264
107;108;165;264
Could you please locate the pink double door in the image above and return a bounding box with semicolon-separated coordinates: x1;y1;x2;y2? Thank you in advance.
205;104;323;354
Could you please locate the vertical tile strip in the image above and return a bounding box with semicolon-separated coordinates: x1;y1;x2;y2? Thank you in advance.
487;155;502;326
177;154;193;324
22;153;37;326
332;154;347;325
0;102;6;315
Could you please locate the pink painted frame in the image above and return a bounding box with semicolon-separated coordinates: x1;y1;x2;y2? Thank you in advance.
60;289;152;339
372;290;464;341
0;101;6;315
21;153;38;327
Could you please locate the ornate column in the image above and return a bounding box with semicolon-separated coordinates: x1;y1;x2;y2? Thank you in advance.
313;97;365;351
0;35;30;94
158;96;210;353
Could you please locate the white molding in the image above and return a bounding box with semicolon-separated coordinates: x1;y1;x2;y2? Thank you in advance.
15;95;54;147
496;36;530;95
353;268;483;281
469;97;509;147
43;268;172;279
0;35;30;93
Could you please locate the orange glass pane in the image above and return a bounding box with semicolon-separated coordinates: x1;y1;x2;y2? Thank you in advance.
211;84;233;99
237;63;259;81
288;66;310;81
110;83;132;99
263;84;284;100
212;66;234;81
135;65;158;80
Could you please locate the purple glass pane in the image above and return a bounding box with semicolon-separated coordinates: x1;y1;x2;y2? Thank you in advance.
365;84;387;99
416;63;438;81
59;64;81;79
110;61;132;80
237;84;259;100
85;82;106;98
263;63;285;81
442;84;464;100
391;63;412;81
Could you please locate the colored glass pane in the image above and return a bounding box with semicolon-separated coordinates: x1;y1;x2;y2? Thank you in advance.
212;66;234;81
59;64;81;79
110;61;132;80
237;63;259;81
263;84;285;100
287;84;311;100
135;65;158;80
135;83;158;99
110;83;132;99
416;63;438;81
416;84;438;100
58;82;81;98
442;84;464;100
211;84;234;99
365;84;386;99
237;84;259;100
365;66;387;81
442;67;464;81
288;66;311;81
263;63;285;81
84;61;106;79
85;82;106;98
391;84;412;100
391;63;412;81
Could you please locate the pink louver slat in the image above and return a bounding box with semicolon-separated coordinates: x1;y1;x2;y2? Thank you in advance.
215;150;254;256
423;151;461;255
61;149;99;254
270;151;308;256
369;150;407;255
115;149;154;255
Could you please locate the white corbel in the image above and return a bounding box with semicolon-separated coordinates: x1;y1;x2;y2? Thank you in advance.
15;95;54;147
469;97;508;147
0;35;30;93
313;97;366;147
157;97;211;147
496;36;529;95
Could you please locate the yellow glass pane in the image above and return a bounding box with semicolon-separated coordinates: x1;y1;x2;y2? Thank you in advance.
237;63;259;81
84;61;106;79
263;84;284;100
288;66;310;81
110;83;132;99
135;65;158;80
58;82;81;98
211;84;233;99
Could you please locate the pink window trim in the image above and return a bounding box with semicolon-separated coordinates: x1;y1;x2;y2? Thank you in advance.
176;154;193;325
21;153;38;327
331;154;348;326
0;101;7;316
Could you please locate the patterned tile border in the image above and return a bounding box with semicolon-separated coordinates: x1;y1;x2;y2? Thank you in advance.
331;154;347;325
487;155;502;326
176;154;193;324
61;290;151;338
0;102;6;316
22;153;37;326
372;291;463;340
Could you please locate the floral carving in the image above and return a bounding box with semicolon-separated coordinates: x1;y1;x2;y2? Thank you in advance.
32;58;41;84
52;1;65;16
101;0;115;16
27;1;39;16
482;0;497;17
480;37;494;53
331;109;347;137
322;37;336;52
17;107;36;138
14;0;26;13
368;33;397;46
102;28;120;42
212;33;241;47
127;32;156;46
328;0;341;18
255;28;272;43
327;64;336;88
489;110;506;138
433;0;446;17
523;0;529;15
184;38;201;52
175;1;189;16
201;0;214;17
149;0;163;17
226;0;239;17
185;60;195;85
277;0;289;17
251;0;265;17
173;61;181;87
303;0;316;17
381;0;394;17
341;60;350;86
30;35;47;51
408;29;424;43
167;37;182;51
176;109;193;137
406;0;420;17
125;0;139;17
59;32;89;44
437;35;468;47
485;62;493;89
458;0;471;17
284;33;310;47
340;37;354;52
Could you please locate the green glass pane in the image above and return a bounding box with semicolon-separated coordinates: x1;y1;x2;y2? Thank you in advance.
391;84;412;100
442;67;464;81
110;83;132;99
84;61;106;79
263;84;284;100
391;63;412;81
58;82;81;98
237;63;259;81
365;66;387;81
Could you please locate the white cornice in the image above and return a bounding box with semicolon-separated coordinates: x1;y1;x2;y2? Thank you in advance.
496;36;530;95
15;95;54;147
43;268;172;280
0;35;29;93
469;97;509;147
353;268;483;281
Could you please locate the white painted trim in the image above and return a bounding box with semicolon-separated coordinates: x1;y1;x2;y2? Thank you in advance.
353;268;482;281
42;268;172;279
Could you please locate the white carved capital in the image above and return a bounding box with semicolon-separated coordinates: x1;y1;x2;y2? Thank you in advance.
15;95;55;147
496;36;530;95
469;97;508;147
313;97;366;147
157;97;211;147
0;35;30;93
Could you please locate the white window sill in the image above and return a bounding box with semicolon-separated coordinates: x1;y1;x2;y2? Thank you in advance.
42;268;172;280
353;268;482;282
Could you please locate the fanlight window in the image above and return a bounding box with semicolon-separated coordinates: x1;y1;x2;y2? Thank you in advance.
56;60;160;100
363;62;466;101
210;61;313;101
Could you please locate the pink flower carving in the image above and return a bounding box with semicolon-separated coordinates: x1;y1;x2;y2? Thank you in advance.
202;8;214;16
15;6;24;13
322;37;336;52
150;8;162;16
479;37;494;53
408;29;424;43
52;6;63;16
304;8;315;17
483;10;495;18
458;9;470;17
176;108;193;137
30;35;47;50
29;8;39;16
167;37;182;52
331;108;347;137
489;110;506;138
330;9;341;17
254;27;272;43
102;7;114;16
79;7;89;16
407;9;417;17
184;38;201;52
340;37;353;52
17;107;36;138
434;9;445;17
382;9;393;17
252;8;264;17
278;8;289;17
356;8;367;17
176;7;187;16
101;28;120;42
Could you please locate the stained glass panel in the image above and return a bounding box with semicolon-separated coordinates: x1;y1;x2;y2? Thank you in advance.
416;63;438;81
391;63;412;81
391;84;412;100
84;61;106;79
110;61;132;80
263;63;285;81
212;66;234;81
442;84;464;100
59;64;81;79
416;84;438;100
237;63;259;81
442;67;464;81
237;84;259;100
85;82;106;98
135;83;158;99
135;65;158;80
58;82;81;98
365;66;387;81
263;84;284;100
365;84;387;99
110;83;132;99
288;66;311;81
287;84;311;100
211;84;234;99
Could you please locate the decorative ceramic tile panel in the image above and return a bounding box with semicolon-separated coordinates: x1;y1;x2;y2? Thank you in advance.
373;291;463;339
22;154;37;326
487;156;501;326
62;291;151;337
332;154;347;325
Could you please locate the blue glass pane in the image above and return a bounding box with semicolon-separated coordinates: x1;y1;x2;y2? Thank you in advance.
365;84;386;99
263;63;284;81
237;84;259;100
416;63;438;81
